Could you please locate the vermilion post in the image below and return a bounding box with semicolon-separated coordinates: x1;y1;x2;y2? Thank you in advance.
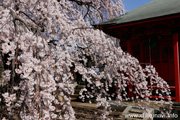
173;33;180;102
127;40;133;98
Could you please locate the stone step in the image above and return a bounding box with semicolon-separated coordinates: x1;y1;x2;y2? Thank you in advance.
125;113;144;119
122;106;154;120
74;89;81;94
71;94;80;100
73;85;86;98
76;85;86;88
71;94;79;97
129;108;144;114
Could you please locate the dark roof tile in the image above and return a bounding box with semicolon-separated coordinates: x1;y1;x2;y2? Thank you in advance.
95;0;180;26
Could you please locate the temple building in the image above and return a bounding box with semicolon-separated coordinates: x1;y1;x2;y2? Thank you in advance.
94;0;180;102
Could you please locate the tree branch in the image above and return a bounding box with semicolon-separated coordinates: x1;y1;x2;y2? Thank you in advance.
19;11;45;32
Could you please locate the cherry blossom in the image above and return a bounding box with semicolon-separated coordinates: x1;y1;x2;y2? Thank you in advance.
0;0;172;119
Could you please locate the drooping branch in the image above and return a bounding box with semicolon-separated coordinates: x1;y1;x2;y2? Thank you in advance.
19;11;45;32
0;0;172;119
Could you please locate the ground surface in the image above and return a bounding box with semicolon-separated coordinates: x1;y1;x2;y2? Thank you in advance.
72;101;123;120
72;101;180;120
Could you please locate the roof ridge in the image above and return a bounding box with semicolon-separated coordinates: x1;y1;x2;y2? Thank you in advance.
95;0;180;26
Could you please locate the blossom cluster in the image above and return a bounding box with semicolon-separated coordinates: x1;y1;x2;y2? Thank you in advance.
0;0;171;119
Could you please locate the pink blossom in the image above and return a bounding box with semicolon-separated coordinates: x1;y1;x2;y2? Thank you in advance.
0;0;172;119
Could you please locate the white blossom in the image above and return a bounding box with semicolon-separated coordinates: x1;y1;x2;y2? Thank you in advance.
0;0;172;119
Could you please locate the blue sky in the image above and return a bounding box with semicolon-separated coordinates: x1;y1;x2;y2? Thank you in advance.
122;0;152;11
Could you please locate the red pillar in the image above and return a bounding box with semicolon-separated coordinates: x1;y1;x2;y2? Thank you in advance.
127;40;133;98
173;33;180;102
